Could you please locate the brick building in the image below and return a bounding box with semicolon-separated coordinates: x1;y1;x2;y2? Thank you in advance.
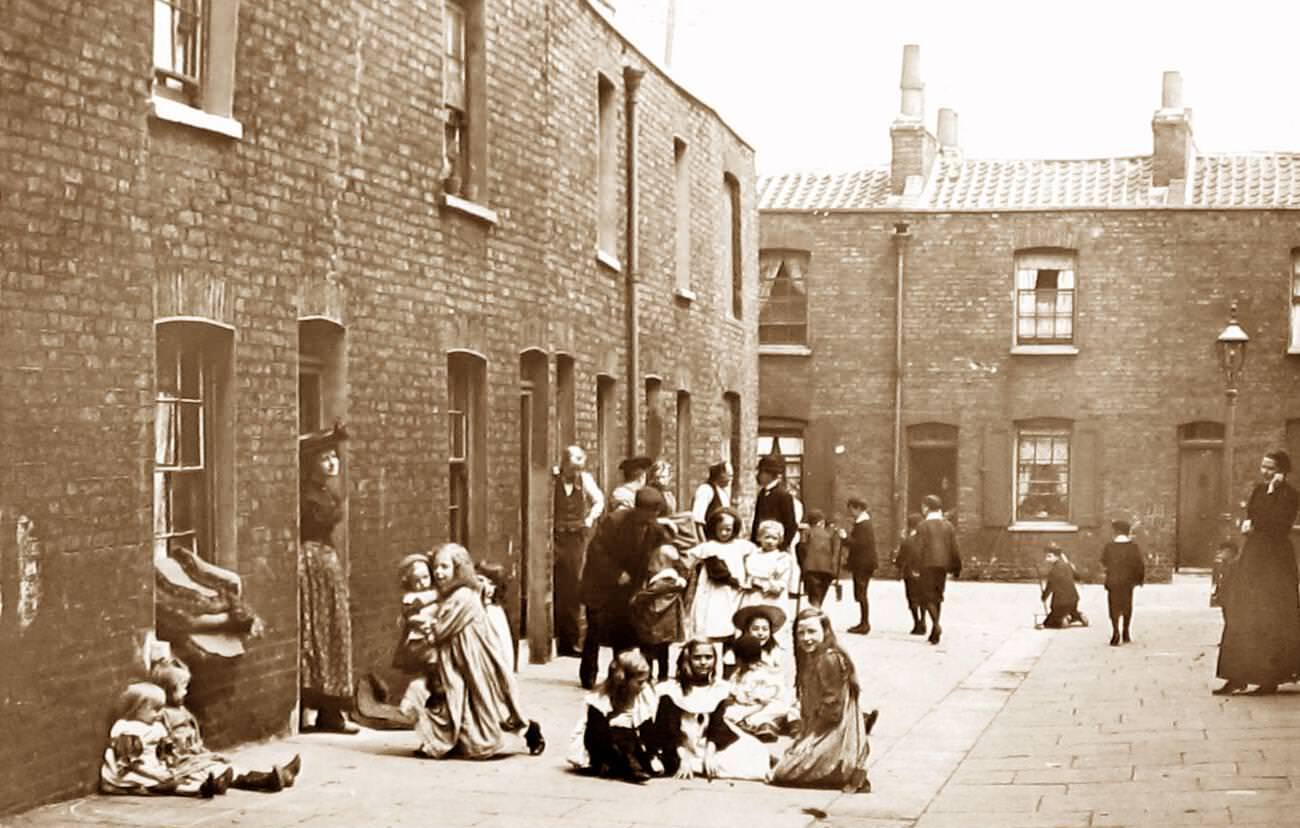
757;45;1300;584
0;0;756;812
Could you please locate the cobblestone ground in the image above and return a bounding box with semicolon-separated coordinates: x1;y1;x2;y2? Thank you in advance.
9;574;1299;828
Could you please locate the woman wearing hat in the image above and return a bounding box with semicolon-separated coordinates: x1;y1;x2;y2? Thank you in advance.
1215;450;1300;696
299;423;358;732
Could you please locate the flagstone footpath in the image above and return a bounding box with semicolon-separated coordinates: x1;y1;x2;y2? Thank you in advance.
8;574;1300;828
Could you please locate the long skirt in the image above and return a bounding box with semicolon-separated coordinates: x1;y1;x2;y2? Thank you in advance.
770;691;870;789
1217;533;1300;686
300;540;354;701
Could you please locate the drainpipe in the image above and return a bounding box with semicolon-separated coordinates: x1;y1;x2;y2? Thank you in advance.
624;66;645;455
892;222;911;536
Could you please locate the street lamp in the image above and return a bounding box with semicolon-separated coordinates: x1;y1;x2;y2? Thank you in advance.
1217;301;1249;516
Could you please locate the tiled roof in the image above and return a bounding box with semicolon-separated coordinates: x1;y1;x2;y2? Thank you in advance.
758;153;1300;211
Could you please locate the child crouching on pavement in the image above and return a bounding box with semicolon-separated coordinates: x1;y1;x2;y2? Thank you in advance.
1040;543;1088;628
150;658;301;792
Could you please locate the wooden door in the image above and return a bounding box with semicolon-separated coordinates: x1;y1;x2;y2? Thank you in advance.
1177;446;1223;568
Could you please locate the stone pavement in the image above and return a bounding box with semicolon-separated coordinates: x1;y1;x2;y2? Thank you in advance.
8;574;1300;828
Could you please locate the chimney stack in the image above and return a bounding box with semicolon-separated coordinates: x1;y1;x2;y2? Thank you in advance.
1152;70;1195;189
890;44;937;195
937;108;958;149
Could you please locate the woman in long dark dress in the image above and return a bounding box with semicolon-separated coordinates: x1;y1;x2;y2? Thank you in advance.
299;423;358;731
1215;450;1300;696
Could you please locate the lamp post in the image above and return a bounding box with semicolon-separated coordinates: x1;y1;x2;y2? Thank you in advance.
1217;302;1250;516
1210;303;1248;605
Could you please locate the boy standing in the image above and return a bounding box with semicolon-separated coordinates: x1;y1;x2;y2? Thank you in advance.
1101;519;1145;645
797;510;837;608
914;495;961;644
894;513;925;635
842;497;877;634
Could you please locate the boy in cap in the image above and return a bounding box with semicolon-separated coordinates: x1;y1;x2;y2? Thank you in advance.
610;455;653;513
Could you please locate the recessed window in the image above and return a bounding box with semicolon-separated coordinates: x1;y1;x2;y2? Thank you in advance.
674;138;691;294
724;391;742;499
597;74;619;258
676;391;692;506
645;377;663;459
154;321;232;565
596;375;617;491
442;0;485;201
150;0;240;134
1015;250;1076;346
1015;421;1071;523
153;0;206;105
724;173;743;319
759;249;809;345
448;352;485;547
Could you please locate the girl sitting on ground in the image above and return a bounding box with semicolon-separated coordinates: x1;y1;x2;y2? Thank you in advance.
100;682;225;798
405;543;545;759
725;633;796;742
149;659;301;792
566;649;661;783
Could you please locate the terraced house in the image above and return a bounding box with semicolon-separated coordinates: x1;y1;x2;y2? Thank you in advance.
757;45;1300;583
0;0;757;812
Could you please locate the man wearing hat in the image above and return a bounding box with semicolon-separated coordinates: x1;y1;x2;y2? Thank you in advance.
609;455;654;513
751;455;799;554
691;460;733;540
578;486;671;688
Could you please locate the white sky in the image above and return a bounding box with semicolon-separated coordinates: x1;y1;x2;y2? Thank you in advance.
609;0;1300;175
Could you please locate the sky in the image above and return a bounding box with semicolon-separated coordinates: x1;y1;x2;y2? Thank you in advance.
608;0;1300;175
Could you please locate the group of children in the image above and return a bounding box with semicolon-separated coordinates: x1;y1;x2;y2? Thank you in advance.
101;659;300;798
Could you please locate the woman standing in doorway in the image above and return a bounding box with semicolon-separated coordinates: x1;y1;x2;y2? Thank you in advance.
299;423;358;732
1215;450;1300;696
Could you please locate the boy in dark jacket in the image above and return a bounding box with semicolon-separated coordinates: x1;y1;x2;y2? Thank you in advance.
893;513;925;635
1041;544;1087;628
797;510;837;608
1101;519;1145;645
842;497;877;634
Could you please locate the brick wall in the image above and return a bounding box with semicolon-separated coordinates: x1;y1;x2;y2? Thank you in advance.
0;0;757;814
760;208;1300;584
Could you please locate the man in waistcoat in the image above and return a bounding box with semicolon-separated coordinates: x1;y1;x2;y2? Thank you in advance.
690;460;732;539
554;445;605;658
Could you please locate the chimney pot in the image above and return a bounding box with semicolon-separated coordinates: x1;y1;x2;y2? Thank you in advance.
1161;70;1183;110
937;108;958;148
899;44;923;119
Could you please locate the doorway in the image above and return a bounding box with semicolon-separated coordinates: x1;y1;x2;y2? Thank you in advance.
907;423;958;519
519;351;551;662
1177;422;1224;569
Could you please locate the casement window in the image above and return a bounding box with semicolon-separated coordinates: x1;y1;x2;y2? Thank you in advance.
758;431;804;498
1289;251;1300;353
724;173;743;319
151;0;241;136
759;249;810;347
442;0;486;203
981;420;1100;529
1014;250;1076;348
674;138;692;296
447;352;487;548
154;321;233;565
597;74;619;261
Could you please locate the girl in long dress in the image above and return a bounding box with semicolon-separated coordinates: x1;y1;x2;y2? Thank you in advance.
769;607;875;793
406;543;544;759
1215;450;1300;696
686;508;751;647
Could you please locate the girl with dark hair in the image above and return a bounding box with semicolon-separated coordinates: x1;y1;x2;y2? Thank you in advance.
565;650;660;783
685;508;751;650
769;608;875;793
1215;450;1300;696
405;543;545;758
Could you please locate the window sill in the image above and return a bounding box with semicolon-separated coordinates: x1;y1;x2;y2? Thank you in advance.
150;95;243;139
673;287;697;304
438;193;499;226
1008;522;1079;533
1010;344;1079;356
1287;345;1300;355
596;249;622;273
759;344;812;357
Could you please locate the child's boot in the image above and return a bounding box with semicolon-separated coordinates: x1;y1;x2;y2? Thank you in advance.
524;719;546;755
199;773;218;799
1121;621;1131;644
233;768;284;793
910;607;926;635
281;753;302;787
1109;625;1120;646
